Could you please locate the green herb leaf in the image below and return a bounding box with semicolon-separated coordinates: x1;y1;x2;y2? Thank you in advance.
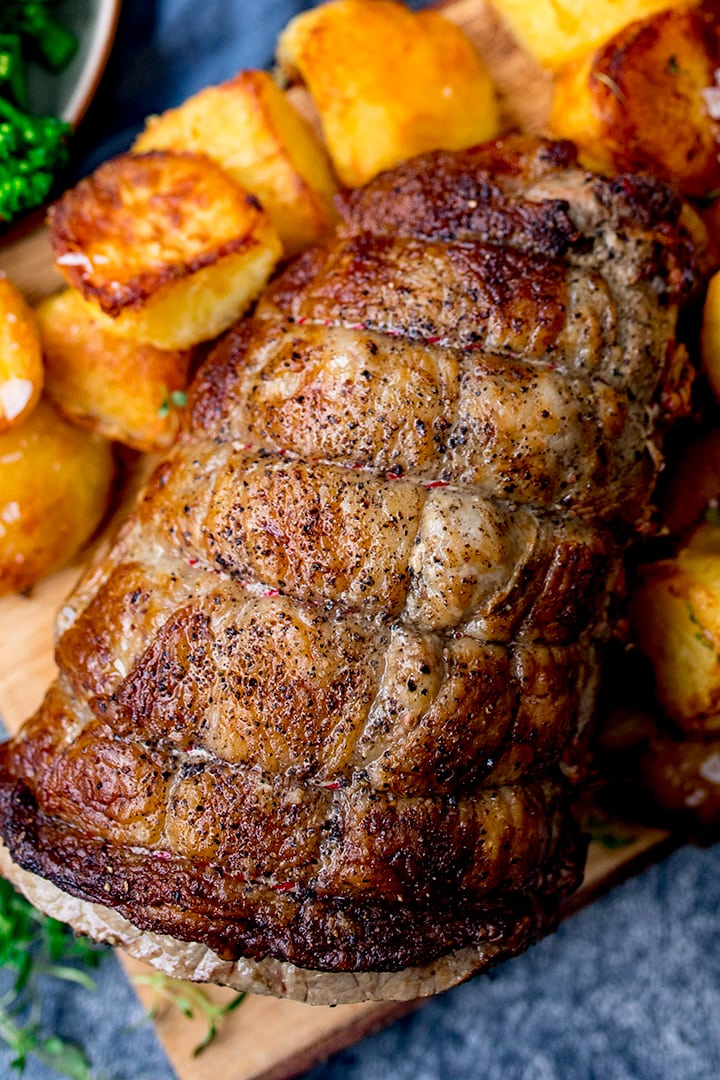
0;878;106;1077
0;875;248;1074
158;386;188;418
132;972;246;1056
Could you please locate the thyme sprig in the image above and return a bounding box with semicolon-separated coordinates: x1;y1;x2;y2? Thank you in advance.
0;877;107;1078
132;972;246;1057
0;877;248;1076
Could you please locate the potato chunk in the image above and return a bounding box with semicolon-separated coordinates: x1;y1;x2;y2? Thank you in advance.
0;275;43;432
277;0;499;188
639;734;720;830
36;289;192;453
489;0;696;69
133;70;337;257
0;398;114;595
701;268;720;401
48;150;282;350
630;527;720;735
549;6;720;195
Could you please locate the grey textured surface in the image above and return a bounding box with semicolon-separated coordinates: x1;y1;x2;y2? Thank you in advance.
1;1;719;1078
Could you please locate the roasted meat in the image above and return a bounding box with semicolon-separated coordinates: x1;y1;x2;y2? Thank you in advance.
0;135;704;1003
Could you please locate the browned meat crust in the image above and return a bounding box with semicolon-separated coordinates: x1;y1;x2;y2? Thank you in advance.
0;136;703;992
0;779;579;972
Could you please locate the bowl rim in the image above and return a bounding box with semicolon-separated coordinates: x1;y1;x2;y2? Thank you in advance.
61;0;124;128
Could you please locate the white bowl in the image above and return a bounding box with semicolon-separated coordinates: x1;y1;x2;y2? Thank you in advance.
26;0;122;127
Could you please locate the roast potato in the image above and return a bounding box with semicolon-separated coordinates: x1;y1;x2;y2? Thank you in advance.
630;524;720;736
277;0;499;188
549;6;720;195
133;70;337;257
639;732;720;830
0;397;115;595
49;150;282;350
701;268;720;400
0;275;43;432
489;0;697;69
36;289;192;453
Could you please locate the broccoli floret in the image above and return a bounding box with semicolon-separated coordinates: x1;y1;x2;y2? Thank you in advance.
0;34;27;107
0;2;77;73
0;96;70;224
0;3;77;225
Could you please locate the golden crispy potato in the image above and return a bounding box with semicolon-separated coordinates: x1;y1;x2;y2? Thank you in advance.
630;530;720;735
0;274;43;432
48;150;282;350
133;70;337;258
277;0;499;188
489;0;696;69
0;397;115;595
549;6;720;195
36;289;192;453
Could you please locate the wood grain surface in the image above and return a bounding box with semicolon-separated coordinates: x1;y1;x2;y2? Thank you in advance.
0;3;680;1078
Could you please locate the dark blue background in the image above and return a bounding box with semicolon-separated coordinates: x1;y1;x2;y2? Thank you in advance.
2;2;719;1078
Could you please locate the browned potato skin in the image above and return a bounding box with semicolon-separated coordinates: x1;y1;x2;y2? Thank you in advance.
48;150;282;349
0;275;43;432
701;268;720;401
36;289;192;453
277;0;499;188
549;6;720;197
0;398;115;595
630;527;720;736
133;70;338;258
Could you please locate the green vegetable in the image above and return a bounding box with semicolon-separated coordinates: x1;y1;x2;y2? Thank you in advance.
0;2;77;227
0;35;27;108
0;95;70;224
0;3;77;74
0;876;107;1078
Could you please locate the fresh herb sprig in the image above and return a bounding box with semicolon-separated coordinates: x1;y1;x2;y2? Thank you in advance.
132;973;246;1057
0;877;248;1076
0;877;107;1078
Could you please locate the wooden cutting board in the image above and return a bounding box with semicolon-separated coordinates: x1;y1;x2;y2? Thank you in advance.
0;2;682;1078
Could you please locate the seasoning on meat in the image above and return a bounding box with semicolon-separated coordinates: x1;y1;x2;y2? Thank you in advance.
0;135;705;1004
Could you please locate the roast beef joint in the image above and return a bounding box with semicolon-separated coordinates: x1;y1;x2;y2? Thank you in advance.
0;136;705;1003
